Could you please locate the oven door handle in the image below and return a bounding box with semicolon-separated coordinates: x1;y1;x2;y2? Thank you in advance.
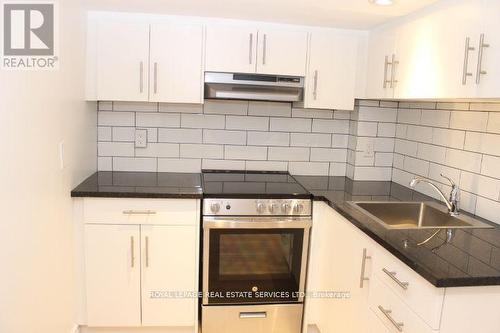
239;311;267;319
203;218;312;229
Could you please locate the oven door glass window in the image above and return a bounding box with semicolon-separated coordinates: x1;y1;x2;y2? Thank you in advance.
207;228;304;304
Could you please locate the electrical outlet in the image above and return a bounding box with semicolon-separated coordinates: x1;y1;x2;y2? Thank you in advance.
135;129;148;148
363;141;375;158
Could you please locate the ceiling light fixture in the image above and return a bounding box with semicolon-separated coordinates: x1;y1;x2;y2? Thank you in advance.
369;0;394;5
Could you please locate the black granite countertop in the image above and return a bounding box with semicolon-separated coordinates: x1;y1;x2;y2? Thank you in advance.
71;171;203;198
294;176;500;288
72;171;500;287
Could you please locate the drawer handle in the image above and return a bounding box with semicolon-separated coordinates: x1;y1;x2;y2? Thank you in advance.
359;248;371;288
378;305;404;332
122;210;156;215
382;268;409;290
239;311;267;319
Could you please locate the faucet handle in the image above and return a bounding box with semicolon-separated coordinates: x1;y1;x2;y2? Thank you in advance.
440;174;456;187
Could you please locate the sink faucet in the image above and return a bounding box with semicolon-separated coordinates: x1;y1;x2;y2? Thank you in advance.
409;174;460;216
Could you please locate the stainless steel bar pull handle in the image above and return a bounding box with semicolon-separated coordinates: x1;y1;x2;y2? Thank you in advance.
462;37;475;85
383;55;391;88
359;248;371;288
139;61;144;93
382;268;409;290
476;33;489;84
262;34;267;65
378;306;404;332
122;210;157;215
239;312;267;319
249;33;253;64
130;236;135;268
313;70;318;100
145;236;149;267
154;62;158;94
390;54;399;89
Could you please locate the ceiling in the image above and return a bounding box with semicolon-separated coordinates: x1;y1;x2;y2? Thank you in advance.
83;0;441;29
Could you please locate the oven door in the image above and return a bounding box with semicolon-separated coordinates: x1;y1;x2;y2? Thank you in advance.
203;217;311;305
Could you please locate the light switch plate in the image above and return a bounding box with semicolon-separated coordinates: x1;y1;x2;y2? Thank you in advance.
363;141;375;158
135;129;148;148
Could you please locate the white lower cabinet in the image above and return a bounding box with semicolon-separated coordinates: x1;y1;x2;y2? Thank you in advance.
368;308;391;333
82;198;200;329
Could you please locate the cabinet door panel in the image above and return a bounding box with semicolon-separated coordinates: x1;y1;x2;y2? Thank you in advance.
96;21;150;101
150;23;204;103
365;28;397;99
141;225;198;326
205;25;257;73
84;224;141;326
256;29;308;76
306;31;358;110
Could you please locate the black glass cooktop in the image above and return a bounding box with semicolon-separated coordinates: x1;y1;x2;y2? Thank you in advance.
202;170;311;198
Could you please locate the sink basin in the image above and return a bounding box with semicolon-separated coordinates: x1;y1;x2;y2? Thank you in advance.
348;201;494;230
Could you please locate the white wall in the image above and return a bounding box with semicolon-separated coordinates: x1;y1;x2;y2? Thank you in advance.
0;1;96;333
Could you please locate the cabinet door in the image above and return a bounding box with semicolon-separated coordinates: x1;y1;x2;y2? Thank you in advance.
256;29;308;76
84;224;141;326
305;31;358;110
150;23;204;103
141;225;197;326
365;28;397;99
476;0;500;98
205;25;257;73
96;21;150;101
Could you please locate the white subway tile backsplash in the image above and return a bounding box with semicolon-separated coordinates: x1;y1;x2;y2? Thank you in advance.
181;114;224;129
397;109;421;125
137;113;180;128
460;171;500;201
377;123;396;137
227;116;269;131
292;108;333;119
158;158;201;173
310;148;347;162
203;100;247;115
290;133;331;147
288;162;330;176
202;159;246;170
98;127;112;141
98;101;113;111
246;161;288;171
312;119;349;134
98;142;134;157
248;101;291;117
481;155;500;179
112;157;157;172
417;143;446;164
445;148;482;173
98;111;134;126
268;147;309;161
395;124;407;138
476;197;500;224
487;113;500;134
330;163;348;176
393;154;404;169
375;152;393;167
354;166;392;181
136;143;179;158
180;144;223;159
271;118;311;132
399;101;436;109
428;163;460;185
112;127;135;142
406;125;433;143
332;134;349;148
225;146;267;160
158;128;202;144
146;128;158;142
421;110;450;128
357;107;397;122
159;103;203;114
432;128;465;149
436;102;469;111
114;101;157;112
403;156;429;176
450;111;488;131
469;102;500;112
465;132;500;156
357;122;378;137
98;157;112;171
203;130;247;145
247;131;289;146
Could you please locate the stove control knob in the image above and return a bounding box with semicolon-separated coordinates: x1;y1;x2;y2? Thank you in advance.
269;202;279;214
256;202;267;214
210;202;221;214
282;202;291;214
293;203;304;214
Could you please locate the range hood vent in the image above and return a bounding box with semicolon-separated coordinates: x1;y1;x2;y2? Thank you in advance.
204;72;304;103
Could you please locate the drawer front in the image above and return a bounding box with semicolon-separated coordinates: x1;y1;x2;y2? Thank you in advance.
371;247;444;330
369;276;437;333
202;304;303;333
84;198;198;225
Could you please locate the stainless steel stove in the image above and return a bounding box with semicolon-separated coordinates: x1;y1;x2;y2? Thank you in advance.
201;171;312;333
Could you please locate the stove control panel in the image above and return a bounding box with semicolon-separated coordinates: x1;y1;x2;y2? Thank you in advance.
203;198;312;216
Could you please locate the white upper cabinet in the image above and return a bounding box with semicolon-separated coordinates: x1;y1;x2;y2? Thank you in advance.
95;21;150;102
205;24;308;76
365;27;398;99
149;23;204;103
205;25;258;73
256;28;308;76
305;30;358;110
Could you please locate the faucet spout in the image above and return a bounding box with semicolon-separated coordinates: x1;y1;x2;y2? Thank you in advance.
409;176;460;216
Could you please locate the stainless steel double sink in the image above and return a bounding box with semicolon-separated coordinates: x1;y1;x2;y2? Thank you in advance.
348;201;494;230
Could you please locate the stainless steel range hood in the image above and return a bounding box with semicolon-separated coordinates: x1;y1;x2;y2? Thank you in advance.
204;72;304;102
